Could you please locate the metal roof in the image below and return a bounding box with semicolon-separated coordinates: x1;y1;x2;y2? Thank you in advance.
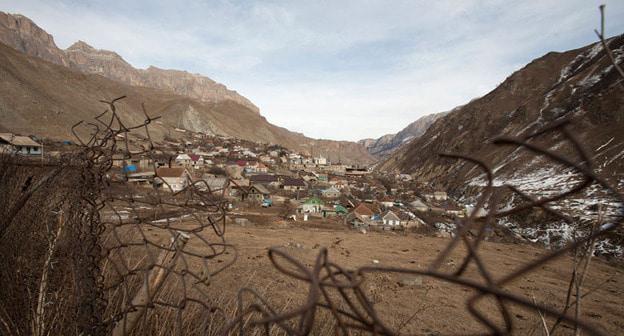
0;133;42;147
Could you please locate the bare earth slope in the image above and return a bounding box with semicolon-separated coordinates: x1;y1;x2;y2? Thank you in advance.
199;223;624;335
0;11;374;164
378;36;624;251
379;36;624;183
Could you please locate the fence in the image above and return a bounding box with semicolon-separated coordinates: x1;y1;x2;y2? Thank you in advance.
1;7;623;335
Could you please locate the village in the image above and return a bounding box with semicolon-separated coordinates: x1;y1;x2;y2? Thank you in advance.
1;130;467;235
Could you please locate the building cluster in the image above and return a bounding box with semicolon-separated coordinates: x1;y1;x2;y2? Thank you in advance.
6;129;468;233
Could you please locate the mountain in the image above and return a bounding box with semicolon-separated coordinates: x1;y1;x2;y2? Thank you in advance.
379;36;624;179
0;12;258;113
359;111;447;158
378;36;624;253
0;11;374;164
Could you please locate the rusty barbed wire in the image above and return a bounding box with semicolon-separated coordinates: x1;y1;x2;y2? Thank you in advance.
0;100;622;336
1;6;622;334
0;95;241;336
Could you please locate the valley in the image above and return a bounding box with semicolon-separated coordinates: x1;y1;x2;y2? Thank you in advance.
0;4;623;336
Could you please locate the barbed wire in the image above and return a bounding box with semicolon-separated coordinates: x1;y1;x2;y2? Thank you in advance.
0;6;622;336
220;119;623;336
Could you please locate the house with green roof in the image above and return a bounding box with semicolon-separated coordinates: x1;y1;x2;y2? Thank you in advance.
321;204;348;217
300;197;323;213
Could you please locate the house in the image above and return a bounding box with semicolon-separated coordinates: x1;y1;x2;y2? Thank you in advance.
314;155;328;165
256;162;269;173
345;167;369;176
316;173;329;182
351;203;381;227
0;133;42;156
326;164;347;175
330;178;349;189
382;211;401;226
112;153;126;167
127;171;155;185
443;204;465;217
258;155;274;164
246;184;271;202
300;197;323;213
300;172;317;182
283;177;306;191
353;203;375;219
289;163;305;171
242;150;257;158
288;153;303;164
200;176;228;193
115;155;152;171
410;199;429;212
249;174;280;187
379;196;395;209
189;154;205;168
244;161;258;173
175;154;192;167
321;186;341;198
434;191;448;201
155;167;191;192
402;212;425;228
321;204;347;217
334;204;348;215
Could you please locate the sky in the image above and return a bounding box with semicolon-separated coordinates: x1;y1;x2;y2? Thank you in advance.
1;1;623;141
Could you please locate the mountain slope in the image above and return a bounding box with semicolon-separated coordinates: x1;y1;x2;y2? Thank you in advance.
0;41;373;163
0;11;374;164
359;111;447;158
378;36;624;253
379;36;624;180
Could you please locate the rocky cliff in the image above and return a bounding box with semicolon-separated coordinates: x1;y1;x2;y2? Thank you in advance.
0;11;258;113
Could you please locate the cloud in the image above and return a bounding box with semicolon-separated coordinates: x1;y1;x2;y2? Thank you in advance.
1;0;623;140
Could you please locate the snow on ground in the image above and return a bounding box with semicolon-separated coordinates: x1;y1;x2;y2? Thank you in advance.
468;167;623;257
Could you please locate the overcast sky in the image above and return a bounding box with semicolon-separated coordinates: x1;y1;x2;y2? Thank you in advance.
1;1;623;141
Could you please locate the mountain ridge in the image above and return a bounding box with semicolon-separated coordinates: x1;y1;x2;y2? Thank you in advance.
377;35;624;197
0;11;374;164
359;111;448;158
377;35;624;251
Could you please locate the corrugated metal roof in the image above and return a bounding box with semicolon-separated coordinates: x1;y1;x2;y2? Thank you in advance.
0;133;42;147
249;184;270;194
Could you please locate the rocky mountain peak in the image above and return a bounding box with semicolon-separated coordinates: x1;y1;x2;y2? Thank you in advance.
0;10;260;114
0;11;67;66
66;40;95;52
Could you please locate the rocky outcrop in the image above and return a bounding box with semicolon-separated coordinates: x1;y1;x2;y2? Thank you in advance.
64;41;259;113
0;12;68;66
